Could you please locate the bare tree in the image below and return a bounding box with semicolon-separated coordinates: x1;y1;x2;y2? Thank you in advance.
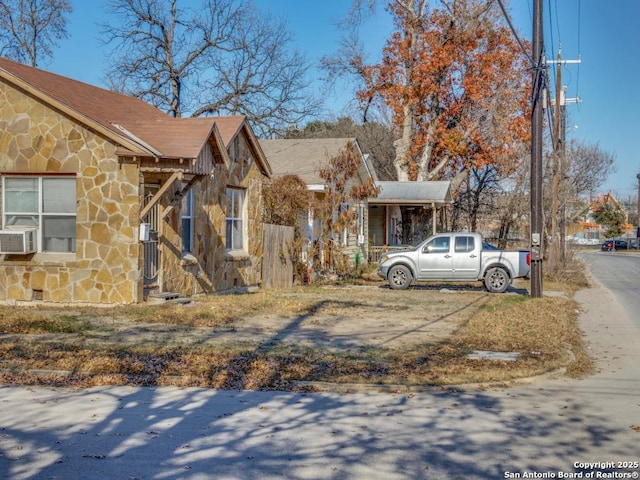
564;139;616;197
0;0;72;66
101;0;320;134
546;138;617;269
192;7;320;137
452;164;501;233
102;0;240;118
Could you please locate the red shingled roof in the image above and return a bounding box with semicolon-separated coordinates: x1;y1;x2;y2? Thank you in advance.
0;57;166;135
0;57;238;160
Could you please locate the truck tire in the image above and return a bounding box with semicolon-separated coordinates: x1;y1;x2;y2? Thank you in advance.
484;267;510;293
388;265;412;290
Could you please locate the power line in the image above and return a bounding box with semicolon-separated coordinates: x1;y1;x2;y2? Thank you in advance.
547;0;555;59
553;0;562;45
496;0;534;67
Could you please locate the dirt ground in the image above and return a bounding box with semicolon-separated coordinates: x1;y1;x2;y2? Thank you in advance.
7;283;519;351
224;285;502;350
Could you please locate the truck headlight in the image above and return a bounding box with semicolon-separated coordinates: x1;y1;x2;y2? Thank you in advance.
379;254;389;264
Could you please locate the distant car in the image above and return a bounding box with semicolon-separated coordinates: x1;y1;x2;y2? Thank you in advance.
601;239;628;251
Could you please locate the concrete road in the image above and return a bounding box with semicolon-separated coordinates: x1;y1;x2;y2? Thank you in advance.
0;252;639;480
579;250;640;327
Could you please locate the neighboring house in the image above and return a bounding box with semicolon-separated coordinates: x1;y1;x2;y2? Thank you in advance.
566;191;635;244
368;181;453;262
0;56;271;304
259;138;374;266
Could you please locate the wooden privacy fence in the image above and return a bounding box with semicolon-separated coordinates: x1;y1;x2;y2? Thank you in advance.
262;223;294;289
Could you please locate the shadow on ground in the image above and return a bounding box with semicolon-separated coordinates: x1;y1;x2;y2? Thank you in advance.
0;381;636;480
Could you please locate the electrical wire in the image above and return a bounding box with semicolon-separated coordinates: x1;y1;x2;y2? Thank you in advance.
554;0;562;45
547;0;555;57
546;0;557;98
496;0;534;67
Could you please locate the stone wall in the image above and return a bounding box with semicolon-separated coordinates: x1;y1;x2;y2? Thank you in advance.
160;130;265;296
0;80;142;304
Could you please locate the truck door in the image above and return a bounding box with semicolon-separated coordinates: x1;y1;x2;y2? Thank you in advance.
418;235;453;280
452;235;481;280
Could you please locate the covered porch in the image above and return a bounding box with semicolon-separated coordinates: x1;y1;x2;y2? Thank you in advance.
368;181;453;263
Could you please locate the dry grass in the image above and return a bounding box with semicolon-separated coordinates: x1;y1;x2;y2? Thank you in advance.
0;262;595;390
543;248;592;294
0;290;319;333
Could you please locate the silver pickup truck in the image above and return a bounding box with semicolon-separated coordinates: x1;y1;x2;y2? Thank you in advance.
377;232;530;293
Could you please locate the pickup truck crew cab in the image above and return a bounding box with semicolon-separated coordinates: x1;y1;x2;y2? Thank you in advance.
377;232;530;293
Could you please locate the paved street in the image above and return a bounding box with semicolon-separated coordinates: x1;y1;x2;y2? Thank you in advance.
0;252;639;480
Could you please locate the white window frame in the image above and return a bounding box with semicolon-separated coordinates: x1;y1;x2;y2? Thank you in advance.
1;175;76;253
181;189;195;253
225;187;246;251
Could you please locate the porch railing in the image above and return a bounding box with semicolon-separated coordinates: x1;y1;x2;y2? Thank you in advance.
369;245;407;264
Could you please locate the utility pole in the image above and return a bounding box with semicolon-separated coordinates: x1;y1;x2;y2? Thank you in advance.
548;47;581;267
548;48;564;271
530;0;544;298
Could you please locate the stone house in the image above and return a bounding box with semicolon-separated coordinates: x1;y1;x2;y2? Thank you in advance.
259;138;375;267
0;56;271;304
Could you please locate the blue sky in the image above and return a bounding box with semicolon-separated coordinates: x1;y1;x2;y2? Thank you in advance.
43;0;639;198
510;0;640;200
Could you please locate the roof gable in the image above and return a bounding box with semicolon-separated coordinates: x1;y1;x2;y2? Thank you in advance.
214;116;271;177
259;138;369;185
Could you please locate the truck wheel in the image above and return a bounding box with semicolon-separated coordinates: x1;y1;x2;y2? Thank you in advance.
484;267;510;293
388;265;412;290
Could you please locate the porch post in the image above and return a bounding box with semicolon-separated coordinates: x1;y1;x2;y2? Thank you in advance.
432;202;437;233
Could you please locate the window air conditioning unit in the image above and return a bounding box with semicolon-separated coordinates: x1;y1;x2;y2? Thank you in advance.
0;229;37;254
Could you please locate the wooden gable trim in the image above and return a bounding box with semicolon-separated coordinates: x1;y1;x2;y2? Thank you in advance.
208;124;231;169
240;123;272;178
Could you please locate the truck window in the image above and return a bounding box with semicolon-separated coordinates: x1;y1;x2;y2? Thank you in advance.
423;237;450;254
454;236;475;253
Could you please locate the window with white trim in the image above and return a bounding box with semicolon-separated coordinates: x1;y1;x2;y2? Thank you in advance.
2;176;76;252
181;189;194;253
225;187;245;251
